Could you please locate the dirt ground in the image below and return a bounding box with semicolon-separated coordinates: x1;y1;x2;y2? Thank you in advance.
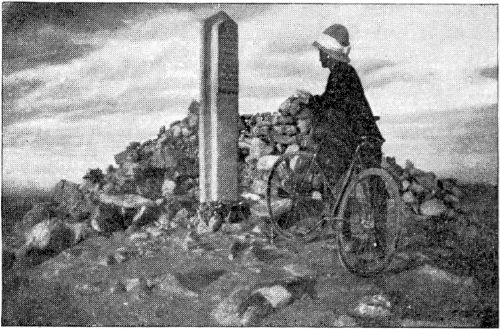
2;183;498;327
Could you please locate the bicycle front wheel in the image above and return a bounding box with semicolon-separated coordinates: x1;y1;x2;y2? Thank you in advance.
266;152;331;242
337;168;403;277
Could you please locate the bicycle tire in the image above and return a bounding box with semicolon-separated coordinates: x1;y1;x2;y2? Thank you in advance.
337;168;403;277
266;152;331;242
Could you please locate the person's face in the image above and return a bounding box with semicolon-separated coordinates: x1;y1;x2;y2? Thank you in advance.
319;50;329;68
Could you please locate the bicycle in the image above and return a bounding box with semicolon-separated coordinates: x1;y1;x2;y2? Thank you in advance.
266;136;404;277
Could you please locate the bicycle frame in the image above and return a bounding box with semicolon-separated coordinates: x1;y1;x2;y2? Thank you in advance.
311;139;376;225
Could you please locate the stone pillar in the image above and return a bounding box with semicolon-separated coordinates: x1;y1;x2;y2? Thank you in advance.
199;11;239;203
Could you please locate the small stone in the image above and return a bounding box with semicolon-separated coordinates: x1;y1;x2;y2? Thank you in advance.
283;264;317;278
155;273;198;298
240;192;261;201
253;285;291;308
252;126;270;137
162;179;176;196
256;155;281;171
212;286;252;326
276;115;295;125
402;191;417;204
285;144;300;154
181;127;192;137
443;193;460;207
123;278;142;292
208;214;223;232
172;208;190;223
283;125;298;136
172;125;182;138
187;113;198;128
129;232;149;241
74;283;102;295
146;226;163;238
333;315;358;327
273;134;296;145
109;281;127;294
250;179;268;196
354;294;391;318
449;186;464;198
417;264;468;285
247;137;267;161
183;231;201;250
414;172;437;191
113;252;128;264
420;198;447;216
221;223;244;234
295;107;313;119
409;182;426;194
255;117;272;127
156;213;170;228
296;118;312;134
401;180;411;191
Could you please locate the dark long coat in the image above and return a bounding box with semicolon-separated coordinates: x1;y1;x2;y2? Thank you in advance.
312;62;384;178
313;61;384;144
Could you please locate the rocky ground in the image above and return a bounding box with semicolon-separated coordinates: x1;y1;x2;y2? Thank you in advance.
2;92;498;326
2;181;498;327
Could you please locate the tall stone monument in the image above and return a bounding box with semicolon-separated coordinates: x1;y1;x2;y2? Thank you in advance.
199;11;239;203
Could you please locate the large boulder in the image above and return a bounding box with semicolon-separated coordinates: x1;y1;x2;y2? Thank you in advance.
50;180;93;221
89;203;124;233
18;202;54;232
16;218;75;258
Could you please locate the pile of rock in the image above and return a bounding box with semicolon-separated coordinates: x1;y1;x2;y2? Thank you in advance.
11;92;471;264
238;91;317;200
382;158;463;219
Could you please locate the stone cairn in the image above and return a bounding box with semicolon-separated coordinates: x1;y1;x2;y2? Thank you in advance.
11;90;469;259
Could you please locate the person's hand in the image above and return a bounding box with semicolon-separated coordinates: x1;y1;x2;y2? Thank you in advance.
296;89;313;99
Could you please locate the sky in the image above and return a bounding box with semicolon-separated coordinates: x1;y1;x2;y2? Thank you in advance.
2;3;498;189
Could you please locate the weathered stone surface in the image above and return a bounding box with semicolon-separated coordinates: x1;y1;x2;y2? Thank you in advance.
409;182;426;194
285;144;300;154
333;315;358;327
153;273;198;298
256;155;280;171
16;218;75;258
250;179;268;196
89;204;124;233
161;179;176;196
212;286;252;326
98;193;155;209
123;278;144;292
283;263;317;278
353;294;392;318
414;173;437;191
253;285;292;308
19;202;53;232
420;198;447;216
272;134;296;145
402;191;417;205
296;118;312;133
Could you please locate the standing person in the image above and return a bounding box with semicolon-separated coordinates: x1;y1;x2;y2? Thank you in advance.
310;24;384;181
310;24;387;254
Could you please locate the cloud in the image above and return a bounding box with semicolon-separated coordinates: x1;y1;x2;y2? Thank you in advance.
2;4;498;187
3;10;200;126
2;29;95;75
479;65;498;80
357;59;396;76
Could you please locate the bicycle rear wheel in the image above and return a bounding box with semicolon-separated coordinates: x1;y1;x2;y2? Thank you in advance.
337;168;403;277
266;152;331;242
